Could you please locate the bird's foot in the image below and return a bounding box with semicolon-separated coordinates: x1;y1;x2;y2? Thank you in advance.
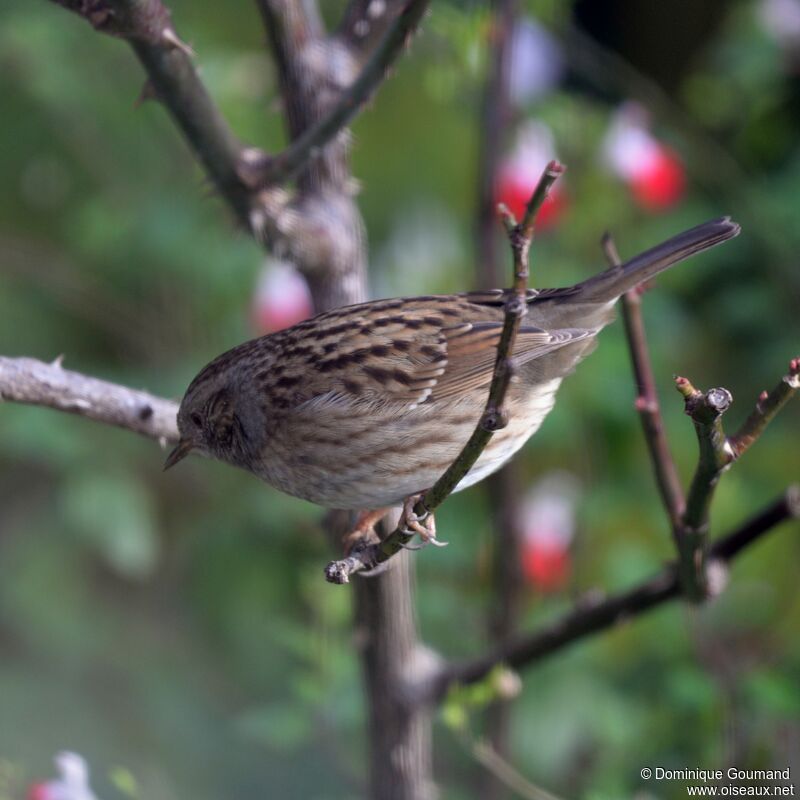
341;508;390;555
399;494;447;548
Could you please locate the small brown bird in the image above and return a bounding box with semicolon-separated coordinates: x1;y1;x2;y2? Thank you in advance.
165;218;739;515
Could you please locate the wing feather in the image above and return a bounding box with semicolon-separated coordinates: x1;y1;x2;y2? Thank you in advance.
275;298;594;410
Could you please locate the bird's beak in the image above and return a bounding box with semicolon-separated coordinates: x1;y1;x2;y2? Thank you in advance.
164;438;193;471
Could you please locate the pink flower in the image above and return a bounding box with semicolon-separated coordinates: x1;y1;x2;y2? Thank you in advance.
251;260;313;334
518;472;580;593
27;752;98;800
602;103;686;212
495;121;567;229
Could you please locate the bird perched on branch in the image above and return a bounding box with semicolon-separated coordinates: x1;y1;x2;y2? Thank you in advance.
165;217;739;541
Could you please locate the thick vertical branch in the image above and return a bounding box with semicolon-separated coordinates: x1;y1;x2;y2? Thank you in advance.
483;463;524;800
476;0;515;289
248;0;431;188
348;510;437;800
255;0;368;311
475;3;522;797
675;377;734;599
256;4;431;798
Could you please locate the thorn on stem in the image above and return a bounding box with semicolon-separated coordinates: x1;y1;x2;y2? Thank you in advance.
134;80;159;108
161;28;194;57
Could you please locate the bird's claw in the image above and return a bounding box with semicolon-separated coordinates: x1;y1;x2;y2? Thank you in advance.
399;494;447;548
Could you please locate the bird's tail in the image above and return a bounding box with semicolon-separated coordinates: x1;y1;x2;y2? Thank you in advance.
569;217;740;305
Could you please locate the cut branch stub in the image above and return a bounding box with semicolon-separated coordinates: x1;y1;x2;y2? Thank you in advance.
675;376;735;600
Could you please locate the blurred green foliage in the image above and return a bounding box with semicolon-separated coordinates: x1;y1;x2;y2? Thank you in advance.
0;1;798;798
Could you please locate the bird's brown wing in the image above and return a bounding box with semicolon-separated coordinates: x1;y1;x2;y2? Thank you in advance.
432;322;593;401
279;297;593;409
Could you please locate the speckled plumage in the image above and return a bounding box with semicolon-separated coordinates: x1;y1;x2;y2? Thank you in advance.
167;218;740;509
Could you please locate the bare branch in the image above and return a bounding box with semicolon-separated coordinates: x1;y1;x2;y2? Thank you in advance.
728;356;800;458
457;728;565;800
50;0;257;227
336;0;409;64
245;0;432;188
603;229;797;603
0;356;178;444
325;162;565;584
48;0;189;46
3;351;794;701
48;0;331;263
475;4;524;792
675;377;735;598
475;0;515;289
425;486;799;702
601;234;685;532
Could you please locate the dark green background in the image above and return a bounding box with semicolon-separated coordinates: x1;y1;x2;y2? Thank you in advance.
0;1;798;798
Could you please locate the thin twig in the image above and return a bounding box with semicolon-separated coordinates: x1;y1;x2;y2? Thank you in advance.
325;161;565;584
601;234;685;533
602;230;797;602
424;485;799;702
244;0;431;188
457;729;566;800
0;356;178;444
728;357;800;458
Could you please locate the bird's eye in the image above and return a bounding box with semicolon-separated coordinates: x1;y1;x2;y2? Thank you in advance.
190;411;203;427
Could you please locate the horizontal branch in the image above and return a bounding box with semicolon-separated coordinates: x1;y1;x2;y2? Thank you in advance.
424;485;799;703
3;353;796;694
324;162;565;584
0;356;178;444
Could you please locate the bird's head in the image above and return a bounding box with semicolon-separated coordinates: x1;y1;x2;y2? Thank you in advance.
165;356;266;472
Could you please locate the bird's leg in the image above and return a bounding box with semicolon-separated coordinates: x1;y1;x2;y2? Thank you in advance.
398;494;447;548
342;508;391;554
